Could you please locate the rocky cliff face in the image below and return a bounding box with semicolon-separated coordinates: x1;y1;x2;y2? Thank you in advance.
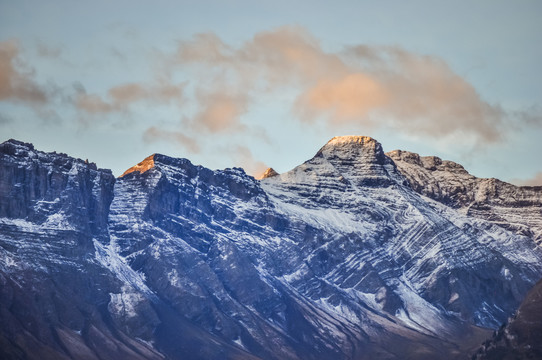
0;140;163;360
0;139;114;239
1;136;542;360
388;149;542;244
472;278;542;359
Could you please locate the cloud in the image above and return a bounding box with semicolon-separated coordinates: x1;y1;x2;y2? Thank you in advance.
0;40;48;103
172;27;350;134
75;81;184;114
510;172;542;187
176;33;231;65
108;83;147;103
171;26;528;144
36;42;62;58
76;93;115;113
143;126;200;153
0;112;14;125
232;145;268;177
175;26;347;87
295;73;388;124
191;90;248;133
344;45;505;141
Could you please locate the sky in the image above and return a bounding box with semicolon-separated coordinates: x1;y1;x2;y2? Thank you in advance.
1;0;541;185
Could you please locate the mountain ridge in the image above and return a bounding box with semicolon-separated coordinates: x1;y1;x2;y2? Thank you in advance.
1;136;542;360
388;148;542;244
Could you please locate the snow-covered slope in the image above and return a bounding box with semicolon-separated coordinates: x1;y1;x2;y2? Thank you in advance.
388;149;542;243
1;136;542;360
262;137;542;328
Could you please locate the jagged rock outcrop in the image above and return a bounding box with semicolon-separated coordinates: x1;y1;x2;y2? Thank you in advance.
0;140;162;360
256;167;279;180
472;278;542;359
1;136;542;360
388;149;542;244
0;139;115;240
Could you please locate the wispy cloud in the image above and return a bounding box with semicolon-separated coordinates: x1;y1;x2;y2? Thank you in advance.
36;42;62;58
143;126;200;153
510;172;542;187
0;112;14;125
294;73;388;125
232;145;268;177
170;26;536;145
6;27;537;176
0;40;48;103
75;81;184;114
191;90;248;133
342;45;506;142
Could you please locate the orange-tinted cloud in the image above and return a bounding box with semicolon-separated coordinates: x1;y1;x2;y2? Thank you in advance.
76;93;115;113
241;27;347;85
143;126;200;153
295;73;388;124
192;90;248;133
345;45;504;141
172;26;520;144
0;40;48;103
233;145;268;177
175;26;347;86
76;81;184;114
108;83;146;103
176;33;231;64
510;172;542;187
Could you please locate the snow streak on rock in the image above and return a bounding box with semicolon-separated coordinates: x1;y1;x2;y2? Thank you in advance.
1;136;542;360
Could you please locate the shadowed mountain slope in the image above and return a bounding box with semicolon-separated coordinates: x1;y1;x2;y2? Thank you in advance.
1;136;541;359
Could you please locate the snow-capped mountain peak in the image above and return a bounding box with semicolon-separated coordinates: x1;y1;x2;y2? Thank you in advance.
264;136;400;201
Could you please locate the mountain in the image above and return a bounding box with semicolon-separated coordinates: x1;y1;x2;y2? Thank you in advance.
1;136;542;360
256;168;279;180
472;278;542;359
388;150;542;244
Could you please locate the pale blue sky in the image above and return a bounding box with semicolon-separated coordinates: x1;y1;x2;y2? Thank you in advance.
1;0;541;184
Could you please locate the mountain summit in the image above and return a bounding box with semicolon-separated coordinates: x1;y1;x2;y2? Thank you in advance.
318;135;384;154
316;135;387;166
121;154;156;177
1;136;542;360
256;167;279;180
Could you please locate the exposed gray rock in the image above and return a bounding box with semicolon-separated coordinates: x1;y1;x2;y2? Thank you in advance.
388;149;542;244
472;278;542;359
1;136;542;359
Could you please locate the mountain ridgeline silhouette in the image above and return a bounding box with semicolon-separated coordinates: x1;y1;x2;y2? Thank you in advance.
1;136;542;359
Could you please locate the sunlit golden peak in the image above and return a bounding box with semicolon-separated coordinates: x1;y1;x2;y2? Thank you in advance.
120;154;155;177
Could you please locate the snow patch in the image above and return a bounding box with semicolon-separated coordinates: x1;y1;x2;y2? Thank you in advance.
168;269;182;288
500;266;513;280
42;212;75;230
449;292;459;304
109;285;145;318
232;336;245;349
93;239;156;299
